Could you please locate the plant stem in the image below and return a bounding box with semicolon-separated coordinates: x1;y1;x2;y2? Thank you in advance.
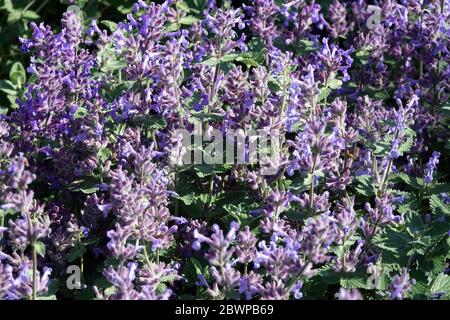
380;158;393;194
175;170;179;216
31;242;37;300
380;130;400;194
358;213;383;266
143;245;152;266
279;70;290;117
308;156;317;215
0;210;6;250
36;0;50;14
151;130;158;150
207;171;215;209
207;39;222;118
80;256;84;285
285;261;311;298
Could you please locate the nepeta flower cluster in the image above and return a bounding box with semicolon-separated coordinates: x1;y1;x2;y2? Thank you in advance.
0;0;449;300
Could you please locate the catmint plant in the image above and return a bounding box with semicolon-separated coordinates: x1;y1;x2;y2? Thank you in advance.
0;0;448;300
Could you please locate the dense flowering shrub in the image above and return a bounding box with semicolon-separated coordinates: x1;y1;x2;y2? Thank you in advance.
0;0;449;300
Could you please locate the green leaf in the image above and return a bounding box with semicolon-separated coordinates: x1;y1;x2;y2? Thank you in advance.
102;59;128;72
1;0;13;12
160;274;179;283
328;78;343;90
176;0;191;12
318;86;332;102
429;274;450;298
235;56;260;67
193;164;232;178
354;175;376;197
36;295;57;300
104;286;118;296
355;48;370;65
177;192;195;205
393;191;418;215
117;3;134;14
0;79;17;96
67;246;87;263
296;39;316;55
428;183;450;195
9;62;26;87
164;23;181;32
73;106;89;119
34;241;46;258
223;201;259;226
179;16;199;25
22;10;39;20
220;54;240;63
131;114;167;131
68;176;99;194
397;128;415;155
430;195;450;216
98;147;112;163
392;173;424;190
189;111;223;123
373;227;413;255
184;257;210;284
201;57;221;66
201;54;239;66
101;20;118;32
340;271;368;290
155;282;167;294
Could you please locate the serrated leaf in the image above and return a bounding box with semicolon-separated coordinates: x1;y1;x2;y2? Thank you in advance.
131;114;167;131
428;183;450;195
392;173;424;190
429;274;450;298
373;227;413;255
177;192;195;205
201;54;239;66
430;195;450;216
318;86;332;102
354;175;376;196
340;272;368;289
193;164;231;178
189;111;223;123
394;192;418;214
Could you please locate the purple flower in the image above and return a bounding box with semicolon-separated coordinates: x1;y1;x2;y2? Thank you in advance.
337;288;363;300
389;269;415;300
424;151;441;184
